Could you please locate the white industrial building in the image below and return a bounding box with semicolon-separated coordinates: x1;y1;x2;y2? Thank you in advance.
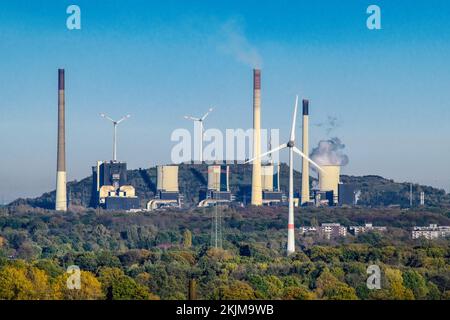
299;223;347;239
412;224;450;240
349;223;387;236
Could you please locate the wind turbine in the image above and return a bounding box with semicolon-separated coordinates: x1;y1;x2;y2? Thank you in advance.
246;95;325;255
100;113;131;162
184;107;214;163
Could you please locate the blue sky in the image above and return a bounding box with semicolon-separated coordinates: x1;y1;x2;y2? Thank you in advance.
1;0;450;202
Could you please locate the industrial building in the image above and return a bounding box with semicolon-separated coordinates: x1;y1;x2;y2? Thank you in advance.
318;165;340;205
338;183;360;206
261;164;285;205
311;182;360;207
312;190;335;207
198;165;234;207
92;161;139;210
147;165;182;210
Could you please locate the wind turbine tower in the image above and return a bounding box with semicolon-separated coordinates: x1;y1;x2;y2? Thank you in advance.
100;113;131;162
246;95;324;255
184;107;214;163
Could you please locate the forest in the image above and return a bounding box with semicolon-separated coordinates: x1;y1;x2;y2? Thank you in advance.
0;205;449;300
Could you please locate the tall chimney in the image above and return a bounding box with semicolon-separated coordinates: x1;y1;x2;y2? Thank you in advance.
55;69;67;211
251;69;262;206
301;99;310;205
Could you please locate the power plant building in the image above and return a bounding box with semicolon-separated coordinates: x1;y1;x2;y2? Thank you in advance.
92;161;139;210
147;165;182;210
198;165;233;206
261;164;284;205
318;165;341;205
338;183;360;206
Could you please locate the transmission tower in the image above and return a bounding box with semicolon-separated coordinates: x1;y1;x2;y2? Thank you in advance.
210;205;223;249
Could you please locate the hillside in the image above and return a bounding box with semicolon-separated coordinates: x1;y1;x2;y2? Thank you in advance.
9;163;450;209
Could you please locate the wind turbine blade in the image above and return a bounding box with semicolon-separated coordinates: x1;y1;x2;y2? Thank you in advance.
292;146;325;173
100;113;115;123
116;114;131;124
245;143;287;164
184;116;200;121
201;107;214;121
289;95;299;142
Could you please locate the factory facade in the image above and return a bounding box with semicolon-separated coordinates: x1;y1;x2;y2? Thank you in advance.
147;165;182;210
92;161;139;211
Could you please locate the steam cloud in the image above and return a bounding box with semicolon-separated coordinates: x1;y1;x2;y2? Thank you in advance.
315;116;340;136
218;19;262;68
310;137;349;167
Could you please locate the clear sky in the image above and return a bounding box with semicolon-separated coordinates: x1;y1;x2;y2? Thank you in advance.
1;0;450;202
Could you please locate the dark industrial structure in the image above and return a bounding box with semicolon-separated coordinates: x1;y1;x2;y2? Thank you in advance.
338;183;359;206
92;161;140;210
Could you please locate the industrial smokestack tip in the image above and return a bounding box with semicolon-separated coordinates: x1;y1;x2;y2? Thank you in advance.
302;99;309;115
253;69;261;90
58;69;65;90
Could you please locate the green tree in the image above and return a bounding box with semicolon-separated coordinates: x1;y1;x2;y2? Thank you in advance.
403;270;428;299
98;267;149;300
283;286;315;300
0;266;33;299
183;229;192;248
315;270;358;300
53;271;104;300
217;281;256;300
370;268;415;300
385;268;414;300
0;265;52;300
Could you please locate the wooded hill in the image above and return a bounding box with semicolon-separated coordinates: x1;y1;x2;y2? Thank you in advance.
9;163;450;209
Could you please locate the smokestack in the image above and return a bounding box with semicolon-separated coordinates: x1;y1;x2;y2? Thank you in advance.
301;99;310;205
251;69;262;205
55;69;67;211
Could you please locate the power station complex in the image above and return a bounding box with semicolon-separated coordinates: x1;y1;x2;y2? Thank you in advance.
54;69;358;212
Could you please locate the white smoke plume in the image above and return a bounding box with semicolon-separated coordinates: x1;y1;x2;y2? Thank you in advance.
217;19;262;68
310;137;349;167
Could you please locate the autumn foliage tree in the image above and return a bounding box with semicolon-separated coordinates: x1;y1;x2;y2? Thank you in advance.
53;271;104;300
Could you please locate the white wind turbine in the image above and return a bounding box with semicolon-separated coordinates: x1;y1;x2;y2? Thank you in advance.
100;113;131;162
184;107;214;163
246;96;325;255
